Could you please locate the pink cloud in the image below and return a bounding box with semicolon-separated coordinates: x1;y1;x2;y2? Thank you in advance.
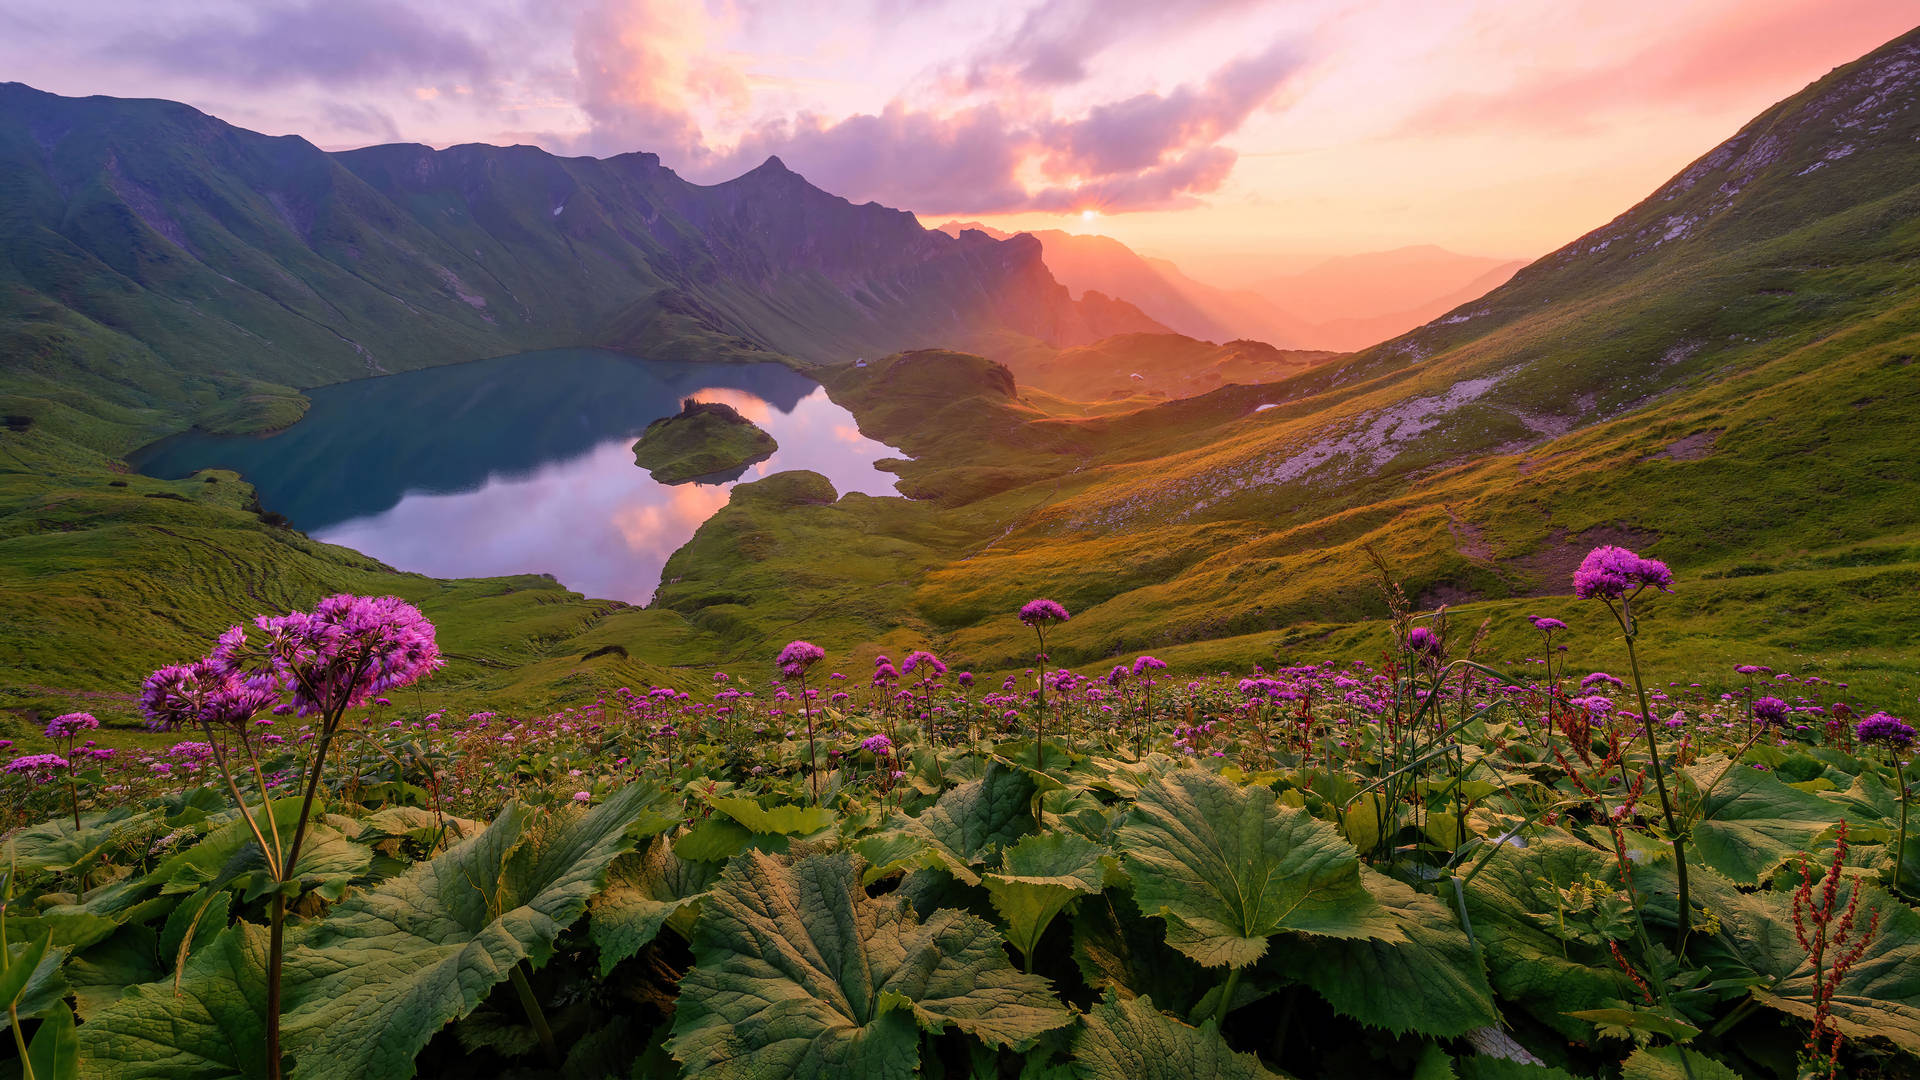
1400;0;1918;136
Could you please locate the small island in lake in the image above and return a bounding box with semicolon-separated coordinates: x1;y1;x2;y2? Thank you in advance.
632;397;779;484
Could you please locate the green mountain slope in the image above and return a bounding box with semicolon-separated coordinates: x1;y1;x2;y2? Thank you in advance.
886;28;1920;680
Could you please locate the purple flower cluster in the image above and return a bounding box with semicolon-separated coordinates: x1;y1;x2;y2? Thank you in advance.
902;650;948;677
1572;546;1674;600
1132;655;1166;676
1406;627;1441;657
1752;696;1791;725
45;712;99;739
1018;598;1070;626
860;733;894;755
4;753;70;776
777;640;825;679
212;594;442;716
1857;712;1915;748
1529;616;1567;634
142;595;440;731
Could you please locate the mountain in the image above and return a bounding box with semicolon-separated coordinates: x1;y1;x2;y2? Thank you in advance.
892;25;1920;671
1246;246;1525;349
935;222;1520;351
0;82;1166;449
978;331;1335;401
939;222;1316;347
1261;253;1525;351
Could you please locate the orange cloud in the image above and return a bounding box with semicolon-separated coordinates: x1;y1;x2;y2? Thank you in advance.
687;387;772;423
611;483;732;552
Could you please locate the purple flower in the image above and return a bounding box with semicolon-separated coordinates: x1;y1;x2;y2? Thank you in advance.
1529;616;1567;634
1752;696;1791;725
956;671;974;688
1406;627;1441;656
1580;672;1625;692
777;640;826;679
902;650;948;677
1133;655;1167;675
1018;598;1070;626
1735;664;1772;676
168;741;215;763
1857;712;1915;748
1572;546;1673;600
861;733;894;755
206;594;442;717
5;753;70;775
45;712;99;739
140;660;230;731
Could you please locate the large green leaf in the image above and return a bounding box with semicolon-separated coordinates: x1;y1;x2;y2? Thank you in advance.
64;925;164;1020
1619;1045;1742;1080
1681;757;1841;885
706;796;836;837
1693;873;1920;1054
26;1000;82;1080
1071;889;1207;1015
1117;770;1400;968
5;806;153;874
983;832;1109;964
668;850;1070;1080
589;832;723;975
1459;839;1637;1041
77;922;272;1080
1070;995;1281;1080
1270;869;1499;1037
903;762;1037;885
281;783;668;1080
148;799;371;903
1;932;71;1020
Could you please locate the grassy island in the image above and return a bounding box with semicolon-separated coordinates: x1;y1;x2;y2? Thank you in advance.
632;397;780;483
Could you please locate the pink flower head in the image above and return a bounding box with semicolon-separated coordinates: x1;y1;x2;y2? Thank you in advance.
1857;712;1915;748
45;712;99;739
1405;627;1441;656
1019;598;1070;626
861;733;894;755
1132;655;1167;675
209;595;441;717
1752;696;1791;725
777;640;826;679
902;650;947;677
5;753;70;776
1572;546;1673;600
1528;616;1567;634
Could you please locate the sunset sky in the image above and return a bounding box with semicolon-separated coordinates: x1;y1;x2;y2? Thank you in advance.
4;0;1913;282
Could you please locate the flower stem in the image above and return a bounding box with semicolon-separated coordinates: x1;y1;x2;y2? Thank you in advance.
1618;610;1690;949
509;962;561;1066
1895;759;1910;897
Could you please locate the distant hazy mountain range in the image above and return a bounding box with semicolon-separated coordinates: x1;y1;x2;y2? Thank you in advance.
935;222;1523;351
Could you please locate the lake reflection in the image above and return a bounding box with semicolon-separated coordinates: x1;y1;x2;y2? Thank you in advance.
133;350;901;603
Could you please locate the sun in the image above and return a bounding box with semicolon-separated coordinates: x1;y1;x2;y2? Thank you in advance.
1079;209;1099;222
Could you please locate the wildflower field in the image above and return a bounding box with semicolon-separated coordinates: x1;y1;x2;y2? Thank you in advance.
2;548;1917;1080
